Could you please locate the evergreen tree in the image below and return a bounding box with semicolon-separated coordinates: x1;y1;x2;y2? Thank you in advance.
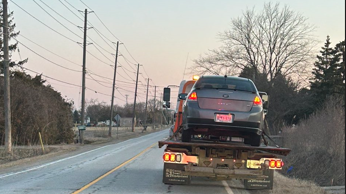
310;36;335;104
332;40;345;97
310;37;345;107
0;6;27;73
73;110;80;124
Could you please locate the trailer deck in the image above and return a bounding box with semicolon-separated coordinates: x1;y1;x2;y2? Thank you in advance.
158;139;291;157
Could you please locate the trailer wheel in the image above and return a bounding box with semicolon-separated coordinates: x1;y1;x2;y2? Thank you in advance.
181;129;191;142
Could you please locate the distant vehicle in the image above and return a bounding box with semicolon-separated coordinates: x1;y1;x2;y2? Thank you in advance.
180;75;269;146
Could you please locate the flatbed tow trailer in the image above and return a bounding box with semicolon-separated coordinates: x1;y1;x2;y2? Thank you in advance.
158;139;291;190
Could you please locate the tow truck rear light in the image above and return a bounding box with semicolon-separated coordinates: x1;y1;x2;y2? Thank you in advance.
266;159;284;169
188;92;197;101
163;153;182;163
269;160;276;168
253;96;262;106
163;152;196;164
170;154;176;162
192;75;200;81
163;153;170;161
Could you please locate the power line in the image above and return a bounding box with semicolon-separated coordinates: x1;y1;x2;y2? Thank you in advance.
10;0;78;43
33;0;82;39
18;34;81;67
14;37;81;72
79;0;121;41
23;66;127;102
59;0;83;21
23;67;81;87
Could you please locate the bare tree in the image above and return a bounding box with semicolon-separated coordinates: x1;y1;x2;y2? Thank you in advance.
193;2;316;82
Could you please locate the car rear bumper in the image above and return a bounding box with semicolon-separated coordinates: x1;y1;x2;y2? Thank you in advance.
184;118;262;135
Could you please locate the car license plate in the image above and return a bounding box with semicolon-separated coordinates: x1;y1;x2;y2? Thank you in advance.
215;114;233;123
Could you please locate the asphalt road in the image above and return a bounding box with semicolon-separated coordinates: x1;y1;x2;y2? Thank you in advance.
0;128;251;194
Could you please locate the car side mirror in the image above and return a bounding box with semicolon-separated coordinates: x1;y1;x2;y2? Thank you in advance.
178;93;187;100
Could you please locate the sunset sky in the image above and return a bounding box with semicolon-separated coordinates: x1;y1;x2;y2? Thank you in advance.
7;0;345;110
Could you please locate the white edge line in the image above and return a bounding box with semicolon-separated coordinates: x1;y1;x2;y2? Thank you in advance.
222;180;234;194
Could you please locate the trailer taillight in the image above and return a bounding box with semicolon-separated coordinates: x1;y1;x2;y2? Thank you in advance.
269;160;276;168
266;159;284;169
276;160;282;168
163;153;182;163
170;154;176;162
163;153;170;161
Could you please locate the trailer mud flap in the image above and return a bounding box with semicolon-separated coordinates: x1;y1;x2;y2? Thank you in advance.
163;163;191;185
244;169;273;190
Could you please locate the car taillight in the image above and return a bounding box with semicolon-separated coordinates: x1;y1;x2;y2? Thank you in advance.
253;96;262;106
188;92;197;101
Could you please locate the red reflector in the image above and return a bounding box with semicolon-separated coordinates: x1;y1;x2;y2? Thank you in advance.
163;153;170;161
253;96;262;106
269;160;276;168
188;92;197;101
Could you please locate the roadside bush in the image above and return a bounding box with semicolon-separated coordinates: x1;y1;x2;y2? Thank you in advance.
281;96;345;186
0;72;74;145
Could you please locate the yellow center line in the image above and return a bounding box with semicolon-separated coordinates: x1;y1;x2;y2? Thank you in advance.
72;143;157;194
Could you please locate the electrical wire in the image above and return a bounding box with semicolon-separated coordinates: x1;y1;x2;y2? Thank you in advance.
33;0;82;39
11;0;78;43
14;37;82;72
18;34;81;67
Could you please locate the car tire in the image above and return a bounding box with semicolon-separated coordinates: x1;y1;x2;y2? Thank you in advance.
245;135;261;146
181;129;191;142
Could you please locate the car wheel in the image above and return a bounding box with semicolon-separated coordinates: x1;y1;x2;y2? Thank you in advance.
181;129;191;142
245;135;261;146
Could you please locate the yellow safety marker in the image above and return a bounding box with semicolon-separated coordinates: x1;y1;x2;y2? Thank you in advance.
72;143;156;194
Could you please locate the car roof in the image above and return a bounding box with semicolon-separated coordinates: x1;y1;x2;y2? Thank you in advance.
200;75;251;81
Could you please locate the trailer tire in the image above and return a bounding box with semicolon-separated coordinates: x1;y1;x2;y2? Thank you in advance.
181;129;191;142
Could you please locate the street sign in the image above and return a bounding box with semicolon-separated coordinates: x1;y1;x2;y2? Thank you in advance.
114;114;121;123
78;125;86;130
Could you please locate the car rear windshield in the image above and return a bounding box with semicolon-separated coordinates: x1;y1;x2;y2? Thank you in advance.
194;77;256;92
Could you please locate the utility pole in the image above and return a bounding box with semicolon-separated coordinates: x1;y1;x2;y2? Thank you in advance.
80;9;92;144
2;0;12;153
144;78;150;128
131;64;140;132
153;86;156;129
109;41;119;137
125;94;128;105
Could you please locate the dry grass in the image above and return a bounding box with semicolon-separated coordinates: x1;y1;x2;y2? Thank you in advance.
268;171;327;194
282;97;345;186
0;146;55;165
